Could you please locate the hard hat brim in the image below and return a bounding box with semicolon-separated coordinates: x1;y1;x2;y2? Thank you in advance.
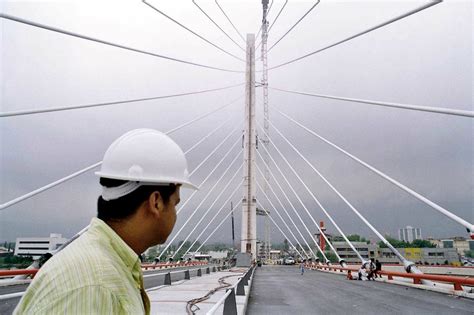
95;171;199;190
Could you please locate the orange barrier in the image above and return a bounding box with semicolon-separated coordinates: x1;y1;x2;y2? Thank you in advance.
305;264;474;291
346;263;474;269
0;269;38;277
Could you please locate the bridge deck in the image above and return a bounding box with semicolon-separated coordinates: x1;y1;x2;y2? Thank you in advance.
247;265;474;315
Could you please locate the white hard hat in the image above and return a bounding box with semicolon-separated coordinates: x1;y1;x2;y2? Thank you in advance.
96;129;198;190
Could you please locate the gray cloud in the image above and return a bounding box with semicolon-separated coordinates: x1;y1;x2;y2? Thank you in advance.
1;1;472;248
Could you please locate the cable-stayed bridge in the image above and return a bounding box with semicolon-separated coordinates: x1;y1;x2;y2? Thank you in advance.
1;0;473;314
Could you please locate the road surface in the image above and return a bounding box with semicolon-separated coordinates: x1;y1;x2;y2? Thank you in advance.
247;265;474;314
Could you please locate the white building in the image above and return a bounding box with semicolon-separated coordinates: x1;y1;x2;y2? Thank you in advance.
15;233;68;259
398;226;422;243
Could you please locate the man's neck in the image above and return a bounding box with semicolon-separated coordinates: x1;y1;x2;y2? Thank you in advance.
106;219;150;255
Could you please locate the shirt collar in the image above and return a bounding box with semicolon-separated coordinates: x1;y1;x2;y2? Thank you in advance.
88;218;142;282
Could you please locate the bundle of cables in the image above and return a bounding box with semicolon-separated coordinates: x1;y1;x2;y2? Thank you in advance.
186;270;244;314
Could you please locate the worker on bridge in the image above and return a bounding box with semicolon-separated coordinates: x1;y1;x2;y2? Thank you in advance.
14;129;197;315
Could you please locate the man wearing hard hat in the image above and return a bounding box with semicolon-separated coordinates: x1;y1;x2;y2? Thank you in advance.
15;129;197;314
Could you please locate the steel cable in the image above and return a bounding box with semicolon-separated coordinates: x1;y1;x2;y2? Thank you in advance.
0;98;242;210
158;157;243;260
266;0;320;54
143;0;244;62
194;200;243;253
256;162;321;260
171;172;243;259
178;136;243;214
256;182;313;259
0;83;244;118
0;13;242;73
273;106;474;236
268;0;442;70
257;122;365;262
269;120;410;263
256;149;343;263
192;0;245;51
256;200;304;259
215;0;245;43
181;187;243;258
270;87;474;118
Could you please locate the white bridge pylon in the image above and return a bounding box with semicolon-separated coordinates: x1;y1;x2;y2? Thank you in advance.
241;33;257;259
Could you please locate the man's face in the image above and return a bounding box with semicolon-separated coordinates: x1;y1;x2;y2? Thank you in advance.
156;186;180;244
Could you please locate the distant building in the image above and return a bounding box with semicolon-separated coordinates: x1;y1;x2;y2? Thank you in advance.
332;241;458;265
398;226;422;243
184;250;229;263
207;250;229;263
269;250;281;261
332;241;377;263
427;237;474;256
15;233;68;259
378;247;459;265
256;241;266;259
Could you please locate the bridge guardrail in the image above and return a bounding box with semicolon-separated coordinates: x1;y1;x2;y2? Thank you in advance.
206;266;256;315
0;261;210;279
0;264;229;301
306;264;474;291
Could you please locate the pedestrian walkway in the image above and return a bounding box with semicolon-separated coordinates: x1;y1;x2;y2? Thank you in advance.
148;269;248;314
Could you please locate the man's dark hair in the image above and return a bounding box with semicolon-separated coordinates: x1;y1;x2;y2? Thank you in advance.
97;178;177;221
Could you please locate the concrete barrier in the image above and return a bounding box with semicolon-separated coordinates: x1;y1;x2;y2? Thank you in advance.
207;266;256;315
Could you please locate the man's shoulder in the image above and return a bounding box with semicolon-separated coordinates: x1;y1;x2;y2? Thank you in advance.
37;233;120;287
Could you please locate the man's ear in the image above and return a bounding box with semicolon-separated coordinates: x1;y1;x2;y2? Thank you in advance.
148;191;164;216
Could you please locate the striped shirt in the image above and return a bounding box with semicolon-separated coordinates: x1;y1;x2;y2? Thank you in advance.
14;218;150;314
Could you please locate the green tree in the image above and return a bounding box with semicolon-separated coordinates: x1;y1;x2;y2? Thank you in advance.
332;235;369;244
146;246;158;261
347;234;361;242
317;251;338;263
0;254;33;268
464;250;474;258
411;239;436;248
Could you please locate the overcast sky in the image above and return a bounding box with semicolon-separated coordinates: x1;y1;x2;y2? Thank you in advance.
1;0;472;248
